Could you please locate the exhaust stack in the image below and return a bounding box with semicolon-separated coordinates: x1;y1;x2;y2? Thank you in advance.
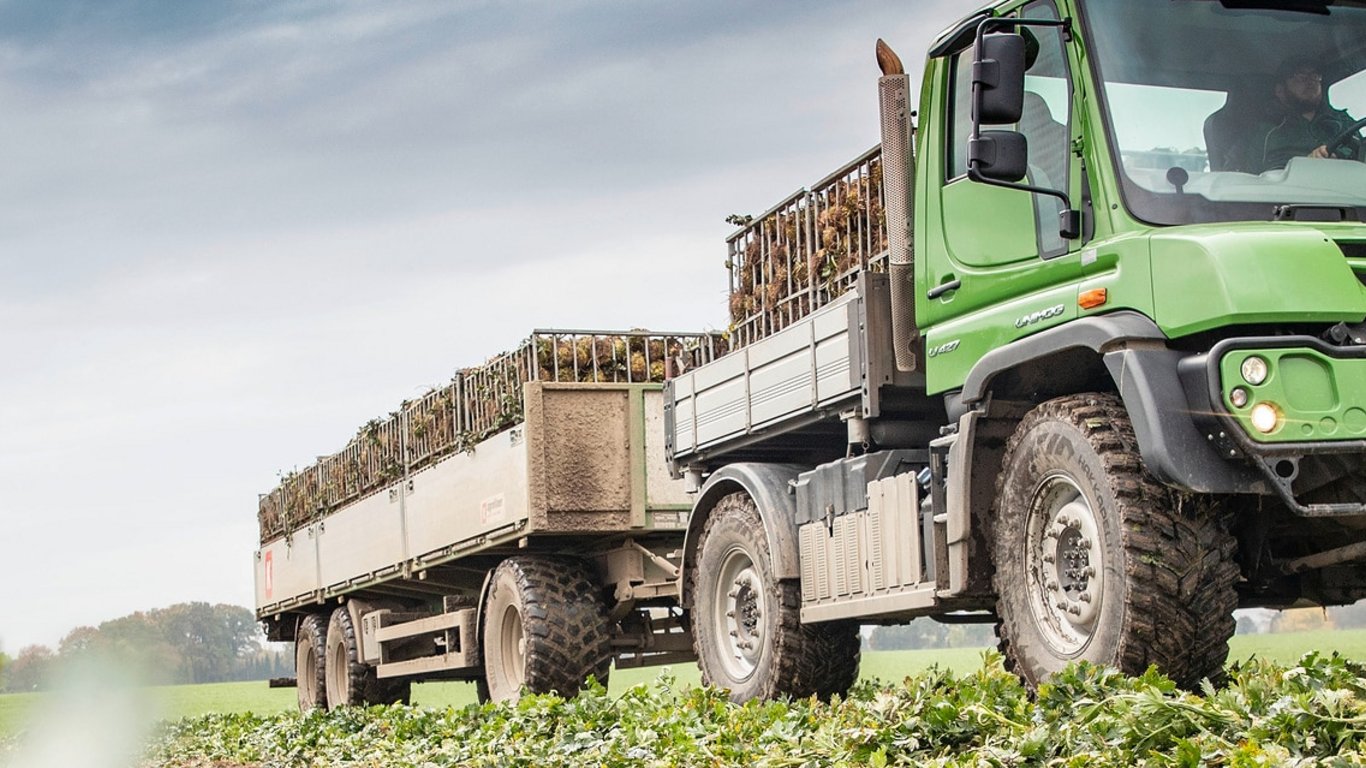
876;39;919;373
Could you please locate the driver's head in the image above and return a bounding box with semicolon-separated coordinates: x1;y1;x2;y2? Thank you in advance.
1275;57;1325;111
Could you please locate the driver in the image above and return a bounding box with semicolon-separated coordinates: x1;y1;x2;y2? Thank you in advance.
1248;58;1359;172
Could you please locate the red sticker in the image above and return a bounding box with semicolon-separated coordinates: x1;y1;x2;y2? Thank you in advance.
264;550;274;599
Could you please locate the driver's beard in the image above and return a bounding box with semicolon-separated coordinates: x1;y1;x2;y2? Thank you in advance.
1286;91;1323;115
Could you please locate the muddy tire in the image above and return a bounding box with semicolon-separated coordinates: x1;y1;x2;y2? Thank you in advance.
691;492;861;702
324;606;411;709
480;556;612;703
295;614;329;711
992;393;1239;690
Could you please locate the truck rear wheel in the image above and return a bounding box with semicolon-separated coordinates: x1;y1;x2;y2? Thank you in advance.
480;555;612;703
992;393;1238;690
324;606;411;709
691;492;860;702
295;614;328;711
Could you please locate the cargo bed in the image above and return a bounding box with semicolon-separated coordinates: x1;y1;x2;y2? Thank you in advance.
667;273;898;470
255;382;692;617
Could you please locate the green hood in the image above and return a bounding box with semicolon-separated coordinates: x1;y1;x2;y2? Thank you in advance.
1150;223;1366;338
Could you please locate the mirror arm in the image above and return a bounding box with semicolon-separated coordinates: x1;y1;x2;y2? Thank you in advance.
967;166;1082;240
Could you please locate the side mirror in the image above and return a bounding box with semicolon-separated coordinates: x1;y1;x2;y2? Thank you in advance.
969;130;1028;182
973;33;1026;125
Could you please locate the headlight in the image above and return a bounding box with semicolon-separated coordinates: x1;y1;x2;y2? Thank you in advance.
1250;402;1281;434
1241;356;1269;386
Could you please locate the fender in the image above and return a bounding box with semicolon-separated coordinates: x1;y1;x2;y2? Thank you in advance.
959;311;1166;404
680;463;805;605
959;310;1261;494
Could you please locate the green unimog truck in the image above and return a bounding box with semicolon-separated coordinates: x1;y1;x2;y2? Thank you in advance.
258;0;1366;707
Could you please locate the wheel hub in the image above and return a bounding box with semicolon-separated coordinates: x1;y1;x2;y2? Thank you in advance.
715;549;766;679
1028;475;1104;654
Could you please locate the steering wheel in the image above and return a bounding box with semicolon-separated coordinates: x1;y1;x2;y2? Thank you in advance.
1324;117;1366;160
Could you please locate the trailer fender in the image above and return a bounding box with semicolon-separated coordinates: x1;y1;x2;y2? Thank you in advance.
680;463;806;606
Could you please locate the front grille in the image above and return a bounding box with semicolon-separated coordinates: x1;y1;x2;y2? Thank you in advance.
1338;241;1366;288
1338;240;1366;259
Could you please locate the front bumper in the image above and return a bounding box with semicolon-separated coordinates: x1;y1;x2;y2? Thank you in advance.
1190;337;1366;517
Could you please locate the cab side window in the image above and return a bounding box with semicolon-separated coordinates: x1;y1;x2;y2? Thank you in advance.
947;52;974;180
942;0;1072;258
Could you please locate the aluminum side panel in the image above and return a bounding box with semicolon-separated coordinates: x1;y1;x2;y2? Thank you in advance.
255;534;319;610
405;427;531;560
317;489;407;588
668;288;866;460
693;362;748;447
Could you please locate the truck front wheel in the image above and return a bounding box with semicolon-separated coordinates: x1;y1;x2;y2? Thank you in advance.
480;555;612;702
691;492;860;702
295;614;328;711
993;393;1238;689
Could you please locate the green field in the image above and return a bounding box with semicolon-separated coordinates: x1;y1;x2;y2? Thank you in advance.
3;628;1365;738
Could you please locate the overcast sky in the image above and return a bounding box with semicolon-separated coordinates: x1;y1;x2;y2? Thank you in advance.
0;0;971;652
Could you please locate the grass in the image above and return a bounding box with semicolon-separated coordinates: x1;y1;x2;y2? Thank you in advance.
3;629;1365;737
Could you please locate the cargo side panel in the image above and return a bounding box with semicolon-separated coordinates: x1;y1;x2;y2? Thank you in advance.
405;426;531;561
668;282;872;466
255;533;320;611
317;489;407;588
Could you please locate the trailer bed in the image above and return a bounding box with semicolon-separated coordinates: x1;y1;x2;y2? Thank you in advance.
255;382;690;617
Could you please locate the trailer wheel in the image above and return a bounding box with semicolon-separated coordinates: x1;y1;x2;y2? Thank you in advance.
993;393;1238;690
324;606;411;709
480;556;612;703
691;492;861;702
295;614;329;711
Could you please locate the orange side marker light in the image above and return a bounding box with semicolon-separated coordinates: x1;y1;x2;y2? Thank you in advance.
1079;288;1108;310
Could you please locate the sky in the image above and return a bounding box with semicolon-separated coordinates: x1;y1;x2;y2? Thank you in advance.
0;0;973;652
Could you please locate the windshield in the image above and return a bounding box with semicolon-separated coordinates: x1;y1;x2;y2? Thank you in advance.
1082;0;1366;225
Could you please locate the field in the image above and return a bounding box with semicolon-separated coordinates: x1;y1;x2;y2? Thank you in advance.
130;641;1366;766
2;629;1365;739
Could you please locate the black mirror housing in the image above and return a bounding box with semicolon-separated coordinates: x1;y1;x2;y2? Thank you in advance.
973;33;1027;125
969;130;1028;183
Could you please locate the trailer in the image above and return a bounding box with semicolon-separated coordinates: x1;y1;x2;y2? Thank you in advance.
255;331;720;705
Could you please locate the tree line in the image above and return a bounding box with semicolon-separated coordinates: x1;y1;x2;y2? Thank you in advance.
0;602;292;692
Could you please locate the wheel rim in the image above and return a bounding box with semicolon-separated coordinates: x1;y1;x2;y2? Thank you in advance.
326;635;348;707
712;545;766;681
1024;473;1104;656
498;603;526;688
298;643;318;708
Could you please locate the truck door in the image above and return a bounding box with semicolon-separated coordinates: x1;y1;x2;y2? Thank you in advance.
919;0;1085;341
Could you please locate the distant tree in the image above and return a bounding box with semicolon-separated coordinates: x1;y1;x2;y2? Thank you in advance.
43;603;287;686
0;649;9;689
156;603;259;684
58;625;100;659
96;611;182;684
5;645;55;692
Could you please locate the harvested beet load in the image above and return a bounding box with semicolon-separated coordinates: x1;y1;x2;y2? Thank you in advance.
726;146;889;348
257;329;724;544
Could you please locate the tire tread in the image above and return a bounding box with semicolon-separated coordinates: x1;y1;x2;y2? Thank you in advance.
993;393;1238;689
